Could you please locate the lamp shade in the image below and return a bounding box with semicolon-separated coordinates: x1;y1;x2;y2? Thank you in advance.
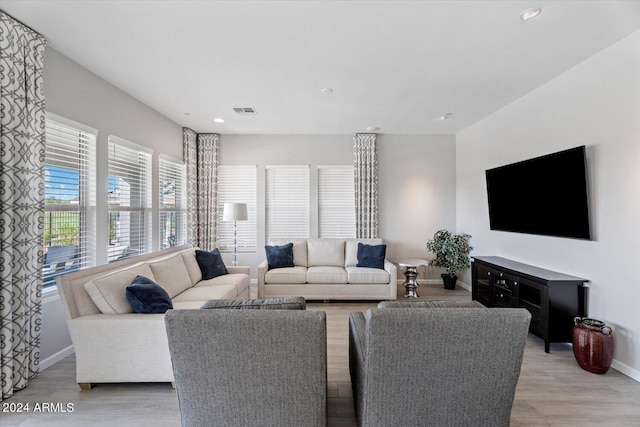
222;202;248;221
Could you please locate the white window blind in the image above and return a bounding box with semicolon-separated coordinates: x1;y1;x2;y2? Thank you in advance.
318;165;356;238
107;136;153;261
218;165;257;252
43;114;97;288
265;165;309;241
159;156;187;250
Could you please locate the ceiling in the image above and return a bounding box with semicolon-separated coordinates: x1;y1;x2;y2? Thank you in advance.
3;0;640;135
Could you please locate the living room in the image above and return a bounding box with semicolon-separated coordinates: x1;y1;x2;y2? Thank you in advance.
1;1;640;425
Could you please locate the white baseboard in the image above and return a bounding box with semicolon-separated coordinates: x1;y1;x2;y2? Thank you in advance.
611;359;640;383
40;345;74;371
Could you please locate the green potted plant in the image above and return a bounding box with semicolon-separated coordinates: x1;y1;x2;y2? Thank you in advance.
426;229;473;290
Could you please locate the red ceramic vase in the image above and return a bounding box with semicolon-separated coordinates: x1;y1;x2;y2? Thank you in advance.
572;317;614;374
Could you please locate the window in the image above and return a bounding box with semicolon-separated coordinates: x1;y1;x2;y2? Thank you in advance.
43;114;97;288
107;136;152;261
265;165;309;241
159;156;187;249
318;165;356;238
217;165;257;252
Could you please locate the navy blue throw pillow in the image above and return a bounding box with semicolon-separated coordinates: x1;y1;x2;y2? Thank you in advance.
195;248;228;280
126;275;173;314
356;243;387;269
265;243;294;270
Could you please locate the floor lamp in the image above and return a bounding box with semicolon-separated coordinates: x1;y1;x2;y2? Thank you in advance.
222;202;248;266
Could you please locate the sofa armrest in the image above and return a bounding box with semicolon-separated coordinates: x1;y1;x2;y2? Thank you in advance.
257;261;268;297
66;314;173;383
383;260;397;284
227;266;250;275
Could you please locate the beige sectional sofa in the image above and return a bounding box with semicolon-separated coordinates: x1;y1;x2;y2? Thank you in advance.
258;238;397;300
56;245;249;388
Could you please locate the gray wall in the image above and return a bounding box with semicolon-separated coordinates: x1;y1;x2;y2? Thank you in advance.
456;29;640;380
219;133;457;279
41;47;183;368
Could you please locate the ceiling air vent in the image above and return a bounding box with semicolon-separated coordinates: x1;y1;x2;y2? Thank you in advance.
233;107;258;115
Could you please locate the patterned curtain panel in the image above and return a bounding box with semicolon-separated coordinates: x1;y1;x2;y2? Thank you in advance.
0;12;47;401
183;128;198;247
353;133;379;238
196;133;220;251
183;129;220;251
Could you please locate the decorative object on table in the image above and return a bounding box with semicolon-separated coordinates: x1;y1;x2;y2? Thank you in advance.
426;229;472;290
222;202;248;266
573;317;614;374
397;259;428;298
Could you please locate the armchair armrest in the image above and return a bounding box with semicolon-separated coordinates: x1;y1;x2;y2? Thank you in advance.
257;261;268;297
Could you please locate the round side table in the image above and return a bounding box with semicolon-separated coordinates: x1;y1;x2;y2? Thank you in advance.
398;259;428;298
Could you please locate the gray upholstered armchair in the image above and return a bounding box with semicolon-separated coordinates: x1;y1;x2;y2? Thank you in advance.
164;298;326;427
349;302;531;427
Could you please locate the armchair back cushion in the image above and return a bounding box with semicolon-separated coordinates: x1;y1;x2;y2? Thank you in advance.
350;307;531;427
165;309;327;427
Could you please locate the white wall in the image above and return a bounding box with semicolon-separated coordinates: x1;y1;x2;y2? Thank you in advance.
40;47;183;368
220;133;457;280
456;30;640;380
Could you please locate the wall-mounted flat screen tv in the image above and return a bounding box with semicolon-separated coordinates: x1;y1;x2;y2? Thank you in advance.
485;146;591;240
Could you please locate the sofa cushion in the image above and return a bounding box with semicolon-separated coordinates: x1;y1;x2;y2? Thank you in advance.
307;266;348;284
269;239;308;267
195;248;228;279
196;273;250;297
84;263;155;314
201;296;306;310
264;266;308;284
307;239;345;267
345;238;383;267
346;266;390;284
126;275;173;314
265;243;295;270
182;250;203;285
148;253;194;298
356;243;387;269
172;284;238;302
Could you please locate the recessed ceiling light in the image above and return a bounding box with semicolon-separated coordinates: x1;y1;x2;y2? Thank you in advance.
520;8;541;21
214;117;224;123
438;113;453;121
366;126;379;132
320;88;333;95
184;112;191;116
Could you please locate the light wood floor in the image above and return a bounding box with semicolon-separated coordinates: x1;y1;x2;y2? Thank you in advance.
3;283;640;426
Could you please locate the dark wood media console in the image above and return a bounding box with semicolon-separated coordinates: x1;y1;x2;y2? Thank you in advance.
471;256;588;353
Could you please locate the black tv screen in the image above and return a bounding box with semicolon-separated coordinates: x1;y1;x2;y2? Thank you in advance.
485;146;591;240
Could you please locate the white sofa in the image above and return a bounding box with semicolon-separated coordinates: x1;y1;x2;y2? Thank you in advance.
56;245;249;388
258;238;397;300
